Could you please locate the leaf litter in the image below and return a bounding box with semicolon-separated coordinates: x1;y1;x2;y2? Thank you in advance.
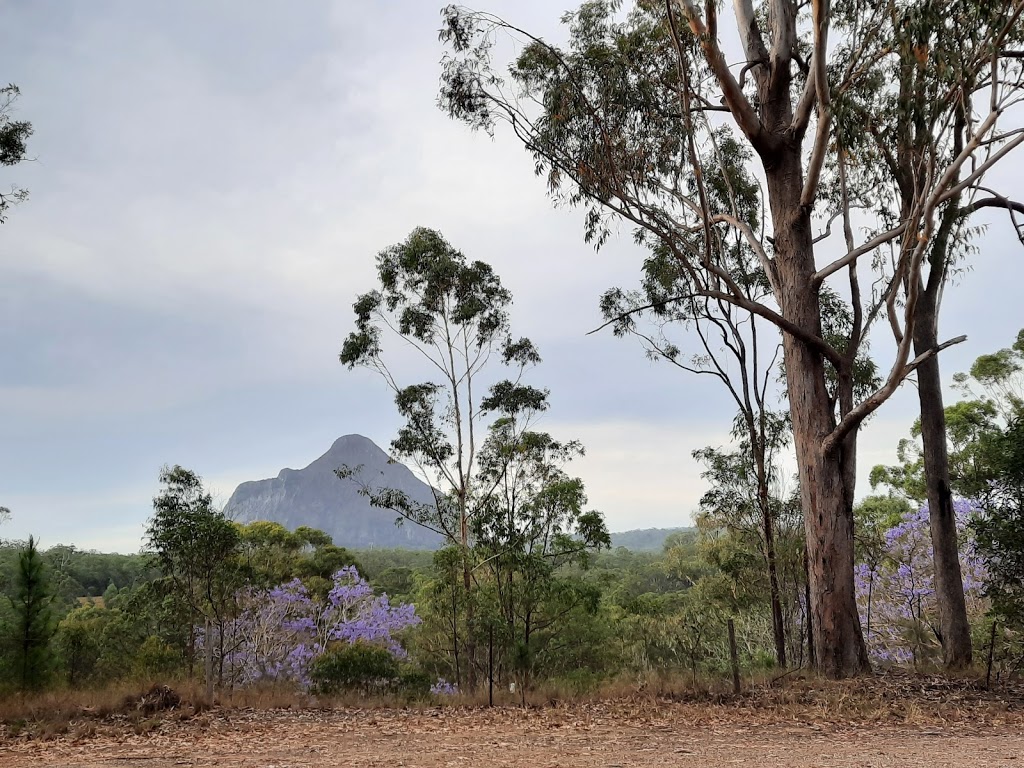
2;675;1024;767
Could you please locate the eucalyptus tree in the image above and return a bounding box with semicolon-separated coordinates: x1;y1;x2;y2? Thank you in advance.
690;422;804;665
440;0;1024;675
834;0;1024;669
339;226;548;688
472;418;610;695
146;465;241;679
0;84;32;223
598;133;794;666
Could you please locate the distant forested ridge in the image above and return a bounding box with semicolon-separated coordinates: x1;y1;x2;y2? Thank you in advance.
609;527;694;552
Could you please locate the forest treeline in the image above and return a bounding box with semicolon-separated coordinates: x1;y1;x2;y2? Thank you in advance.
4;0;1024;692
2;314;1023;699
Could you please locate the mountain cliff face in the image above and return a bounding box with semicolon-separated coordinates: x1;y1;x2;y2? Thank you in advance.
223;435;444;550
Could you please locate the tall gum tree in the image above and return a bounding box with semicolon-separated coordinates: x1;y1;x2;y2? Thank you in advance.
597;134;794;667
439;0;1024;676
339;227;549;689
834;0;1024;669
598;147;879;668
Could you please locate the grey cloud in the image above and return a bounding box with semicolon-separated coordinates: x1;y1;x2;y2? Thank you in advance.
2;1;1022;551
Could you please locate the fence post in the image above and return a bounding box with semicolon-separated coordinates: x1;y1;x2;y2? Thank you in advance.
204;616;214;704
727;618;740;695
986;620;998;689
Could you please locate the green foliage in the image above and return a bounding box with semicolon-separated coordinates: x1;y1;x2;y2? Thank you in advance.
973;417;1024;627
0;545;161;603
854;495;913;569
147;466;241;601
146;465;241;671
132;635;180;679
236;520;304;587
354;549;435;580
8;536;56;690
309;642;400;695
0;84;32;223
373;567;417;603
395;667;433;700
621;580;726;679
469;417;611;691
874;329;1024;502
54;605;106;686
692;436;807;666
338;227;548;548
608;528;693;552
235;520;359;593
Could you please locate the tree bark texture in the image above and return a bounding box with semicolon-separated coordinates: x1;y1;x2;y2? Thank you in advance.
765;148;870;678
913;288;973;667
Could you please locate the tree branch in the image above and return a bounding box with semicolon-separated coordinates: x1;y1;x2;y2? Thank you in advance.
824;335;967;454
800;0;832;207
790;67;817;139
674;0;772;153
959;194;1024;217
812;223;909;287
732;0;769;83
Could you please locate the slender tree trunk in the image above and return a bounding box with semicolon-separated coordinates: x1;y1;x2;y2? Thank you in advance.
889;16;972;669
204;616;214;704
767;151;869;678
914;289;972;668
804;549;815;669
759;473;787;668
461;515;477;690
451;581;462;689
751;437;787;668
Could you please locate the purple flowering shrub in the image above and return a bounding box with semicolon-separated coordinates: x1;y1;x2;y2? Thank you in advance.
210;566;421;688
429;678;458;696
855;500;988;666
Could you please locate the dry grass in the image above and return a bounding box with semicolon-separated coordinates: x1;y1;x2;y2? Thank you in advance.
1;669;1021;743
445;668;1024;726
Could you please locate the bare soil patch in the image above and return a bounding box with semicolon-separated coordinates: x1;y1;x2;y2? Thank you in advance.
3;678;1023;767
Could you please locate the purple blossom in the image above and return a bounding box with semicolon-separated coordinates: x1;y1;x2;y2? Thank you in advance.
430;679;458;696
203;567;421;689
855;500;988;666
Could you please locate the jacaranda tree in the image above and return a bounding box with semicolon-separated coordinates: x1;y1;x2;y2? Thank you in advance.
855;501;986;667
439;0;1024;675
214;566;420;689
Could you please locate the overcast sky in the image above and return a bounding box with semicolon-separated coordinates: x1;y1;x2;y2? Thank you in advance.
2;1;1022;553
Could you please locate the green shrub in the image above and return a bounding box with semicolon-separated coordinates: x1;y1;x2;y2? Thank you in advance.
396;667;432;699
132;636;180;680
555;668;602;695
309;643;399;695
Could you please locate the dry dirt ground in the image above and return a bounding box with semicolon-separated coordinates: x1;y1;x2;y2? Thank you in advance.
2;698;1023;768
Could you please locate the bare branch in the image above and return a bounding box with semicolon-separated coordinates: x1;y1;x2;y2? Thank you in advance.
674;0;772;153
960;194;1024;217
732;0;769;66
824;335;967;454
936;118;1024;206
800;0;832;207
790;67;817;138
812;223;909;287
